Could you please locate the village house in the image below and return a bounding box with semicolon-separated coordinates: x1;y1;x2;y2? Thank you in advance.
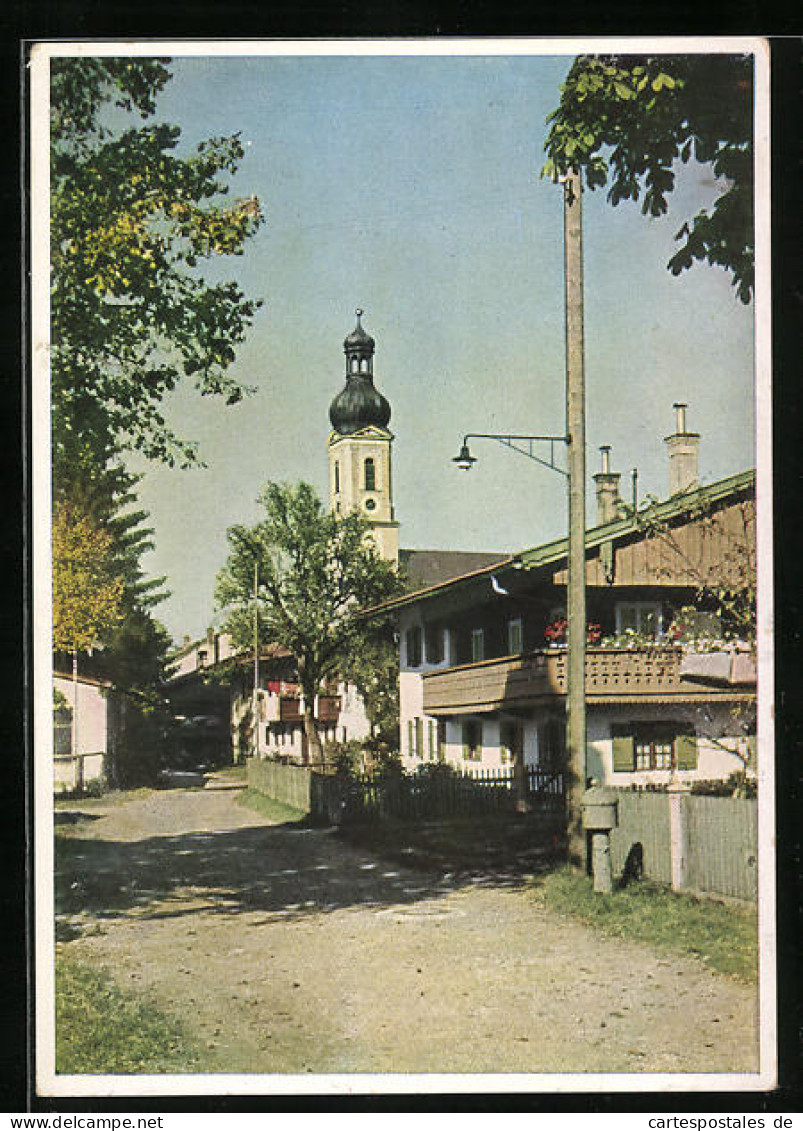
53;666;120;792
375;406;756;790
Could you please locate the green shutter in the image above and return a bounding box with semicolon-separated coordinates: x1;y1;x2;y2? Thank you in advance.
408;719;414;758
676;732;698;770
612;732;635;773
415;717;423;758
428;719;435;759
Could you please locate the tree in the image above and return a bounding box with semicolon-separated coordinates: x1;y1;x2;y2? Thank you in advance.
338;617;400;749
49;58;264;781
51;57;264;469
638;490;756;644
215;482;403;762
52;501;125;764
543;54;754;302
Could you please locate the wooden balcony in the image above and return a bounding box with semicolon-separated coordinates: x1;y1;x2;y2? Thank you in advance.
316;695;342;724
279;697;302;724
271;695;341;725
422;646;753;716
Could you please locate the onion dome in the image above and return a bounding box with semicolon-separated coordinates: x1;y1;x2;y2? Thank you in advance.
329;309;391;435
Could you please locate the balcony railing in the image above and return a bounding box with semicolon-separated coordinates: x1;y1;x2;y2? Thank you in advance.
422;646;752;715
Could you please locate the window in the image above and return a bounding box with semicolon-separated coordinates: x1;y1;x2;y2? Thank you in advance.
407;717;424;760
471;628;485;663
405;626;422;667
428;719;436;760
425;624;443;664
364;457;376;491
334;460;340;495
612;723;698;772
507;617;523;655
462;719;483;762
616;601;663;638
500;721;523;766
361;358;369;373
541;717;565;770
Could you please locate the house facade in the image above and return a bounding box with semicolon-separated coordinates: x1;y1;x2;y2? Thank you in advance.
53;669;118;792
384;441;756;790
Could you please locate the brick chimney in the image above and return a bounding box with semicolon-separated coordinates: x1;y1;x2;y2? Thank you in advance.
593;445;622;524
664;402;700;495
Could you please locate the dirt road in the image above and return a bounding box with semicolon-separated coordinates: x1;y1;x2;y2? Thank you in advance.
55;780;759;1077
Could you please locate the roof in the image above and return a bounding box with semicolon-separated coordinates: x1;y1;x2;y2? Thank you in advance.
371;469;755;614
399;549;510;590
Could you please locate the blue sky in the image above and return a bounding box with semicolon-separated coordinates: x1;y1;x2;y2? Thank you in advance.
121;50;755;644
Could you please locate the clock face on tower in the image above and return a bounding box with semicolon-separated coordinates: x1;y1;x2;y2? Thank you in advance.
364;497;377;512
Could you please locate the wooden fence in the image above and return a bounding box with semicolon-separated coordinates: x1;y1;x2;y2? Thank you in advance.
610;789;758;902
247;758;564;824
340;766;564;823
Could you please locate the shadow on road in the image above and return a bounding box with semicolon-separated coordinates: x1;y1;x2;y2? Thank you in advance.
55;815;558;937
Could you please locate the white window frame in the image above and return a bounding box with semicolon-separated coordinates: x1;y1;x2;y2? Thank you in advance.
507;617;523;655
471;628;485;663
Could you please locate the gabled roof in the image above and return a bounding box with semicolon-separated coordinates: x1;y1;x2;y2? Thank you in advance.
369;468;755;614
399;549;509;590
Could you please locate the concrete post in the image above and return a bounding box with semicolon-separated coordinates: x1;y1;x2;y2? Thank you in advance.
564;167;587;867
591;830;613;893
668;782;690;892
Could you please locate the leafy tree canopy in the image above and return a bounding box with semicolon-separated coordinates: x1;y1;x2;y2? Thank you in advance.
51;57;264;468
52;502;125;654
543;54;754;302
215;482;403;757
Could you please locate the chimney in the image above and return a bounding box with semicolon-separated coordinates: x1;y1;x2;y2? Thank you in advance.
664;402;700;494
593;445;622;524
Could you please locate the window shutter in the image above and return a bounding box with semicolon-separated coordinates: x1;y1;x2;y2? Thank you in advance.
612;730;635;773
415;717;423;758
676;732;698;770
407;720;414;758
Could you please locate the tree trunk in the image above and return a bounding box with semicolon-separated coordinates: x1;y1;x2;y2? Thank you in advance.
302;702;322;767
71;648;82;791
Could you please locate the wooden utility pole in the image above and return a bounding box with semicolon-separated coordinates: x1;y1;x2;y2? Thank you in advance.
563;167;587;866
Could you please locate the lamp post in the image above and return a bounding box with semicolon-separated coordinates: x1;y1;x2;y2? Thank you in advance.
252;555;260;762
454;167;588;866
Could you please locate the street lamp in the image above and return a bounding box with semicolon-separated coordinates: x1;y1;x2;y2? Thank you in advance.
453;433;568;477
453;168;587;866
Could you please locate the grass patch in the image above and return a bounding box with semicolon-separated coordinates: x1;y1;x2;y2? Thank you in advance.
532;867;757;983
236;788;306;824
55;952;202;1074
54;787;155;812
212;762;248;782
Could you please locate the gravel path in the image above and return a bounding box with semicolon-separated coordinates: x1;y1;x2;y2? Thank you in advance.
56;780;759;1077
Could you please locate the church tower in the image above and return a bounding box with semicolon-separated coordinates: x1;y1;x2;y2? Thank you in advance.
328;310;399;564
